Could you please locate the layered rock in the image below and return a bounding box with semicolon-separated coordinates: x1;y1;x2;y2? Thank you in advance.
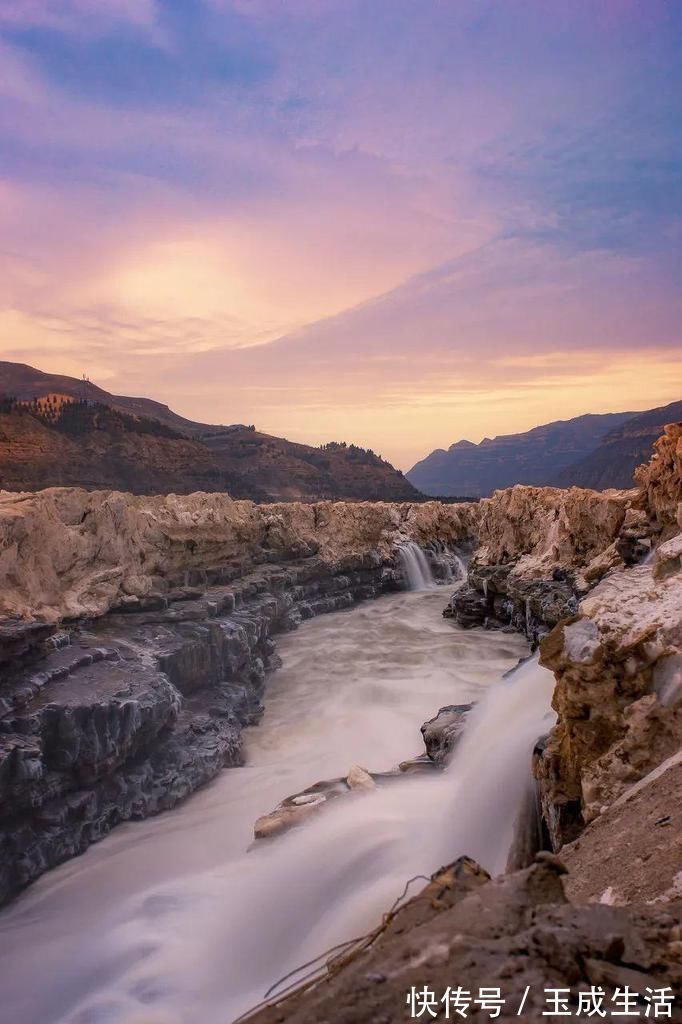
446;484;636;640
0;557;403;903
636;421;682;537
0;488;478;626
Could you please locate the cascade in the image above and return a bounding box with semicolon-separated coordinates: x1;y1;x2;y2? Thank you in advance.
397;541;435;590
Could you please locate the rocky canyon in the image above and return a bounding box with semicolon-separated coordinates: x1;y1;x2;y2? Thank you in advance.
0;421;680;1022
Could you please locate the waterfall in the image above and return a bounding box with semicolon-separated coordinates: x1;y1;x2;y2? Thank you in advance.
397;541;435;590
642;545;656;566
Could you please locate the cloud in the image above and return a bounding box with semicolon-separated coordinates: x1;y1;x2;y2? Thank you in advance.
0;0;680;467
0;1;160;36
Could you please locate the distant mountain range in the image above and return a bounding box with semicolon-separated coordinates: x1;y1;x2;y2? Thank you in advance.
0;361;420;503
407;401;682;497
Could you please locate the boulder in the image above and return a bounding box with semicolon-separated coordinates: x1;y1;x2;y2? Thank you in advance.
421;704;473;765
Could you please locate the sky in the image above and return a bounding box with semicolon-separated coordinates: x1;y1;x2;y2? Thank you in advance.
0;0;681;469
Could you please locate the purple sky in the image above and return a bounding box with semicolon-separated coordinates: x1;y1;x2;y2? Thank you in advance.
1;0;681;467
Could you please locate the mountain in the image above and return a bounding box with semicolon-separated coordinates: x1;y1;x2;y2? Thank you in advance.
0;360;216;435
554;400;682;490
407;412;634;496
407;401;682;497
0;361;420;503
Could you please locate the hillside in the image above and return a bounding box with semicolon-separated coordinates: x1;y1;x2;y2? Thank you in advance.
407;402;681;496
0;362;420;503
554;399;682;489
407;411;634;497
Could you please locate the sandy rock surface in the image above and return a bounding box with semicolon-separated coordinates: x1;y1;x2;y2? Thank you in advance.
475;484;630;578
0;490;478;623
536;532;682;848
241;856;682;1024
636;421;682;535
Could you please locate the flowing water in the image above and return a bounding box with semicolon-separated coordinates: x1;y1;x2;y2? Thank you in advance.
397;541;436;590
0;589;556;1024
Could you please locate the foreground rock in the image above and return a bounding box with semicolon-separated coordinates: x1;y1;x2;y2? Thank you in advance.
561;752;682;906
240;855;682;1024
253;701;474;842
420;703;473;765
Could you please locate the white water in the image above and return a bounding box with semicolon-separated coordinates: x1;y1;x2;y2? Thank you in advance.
0;591;555;1024
398;541;435;590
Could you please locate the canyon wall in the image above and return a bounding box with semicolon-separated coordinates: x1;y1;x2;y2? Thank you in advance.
443;422;681;892
446;484;640;641
0;489;478;625
0;490;477;903
534;423;682;863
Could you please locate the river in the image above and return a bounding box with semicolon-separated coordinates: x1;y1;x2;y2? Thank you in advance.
0;586;555;1024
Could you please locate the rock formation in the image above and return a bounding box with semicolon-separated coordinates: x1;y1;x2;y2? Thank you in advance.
524;423;682;854
0;489;478;625
0;413;680;1003
446;484;637;641
0;491;477;903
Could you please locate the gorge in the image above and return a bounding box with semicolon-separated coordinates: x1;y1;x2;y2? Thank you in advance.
0;422;680;1022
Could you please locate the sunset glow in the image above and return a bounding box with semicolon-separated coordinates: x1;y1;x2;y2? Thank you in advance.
1;0;680;466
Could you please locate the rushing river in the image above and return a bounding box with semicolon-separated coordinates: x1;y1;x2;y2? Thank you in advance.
0;587;555;1024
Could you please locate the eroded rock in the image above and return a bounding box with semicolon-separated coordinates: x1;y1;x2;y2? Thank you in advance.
420;703;473;765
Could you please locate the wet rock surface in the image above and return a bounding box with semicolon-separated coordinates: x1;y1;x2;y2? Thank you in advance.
420;703;473;765
241;856;682;1024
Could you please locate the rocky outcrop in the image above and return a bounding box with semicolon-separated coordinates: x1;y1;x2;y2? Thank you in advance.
240;855;681;1024
420;703;473;765
0;489;478;626
636;421;682;537
535;532;682;849
561;751;682;906
446;484;636;641
442;423;682;886
252;699;472;843
0;557;402;903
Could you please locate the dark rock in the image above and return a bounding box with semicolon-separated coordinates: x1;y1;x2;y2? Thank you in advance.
0;619;56;666
420;704;473;765
446;563;579;643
